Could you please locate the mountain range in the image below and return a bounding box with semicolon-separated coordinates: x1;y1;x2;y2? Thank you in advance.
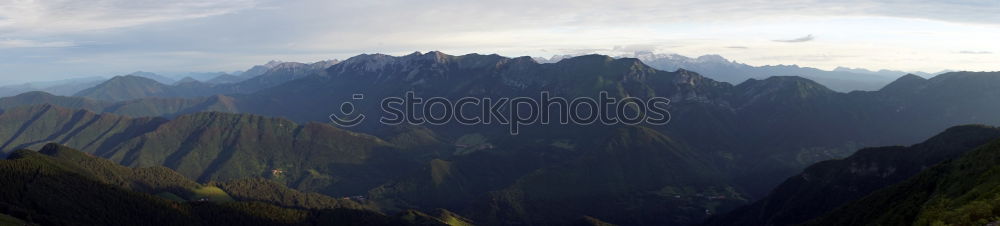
3;52;938;100
0;76;107;97
5;52;1000;196
71;59;340;102
0;58;337;100
215;52;1000;195
537;51;942;92
1;51;999;225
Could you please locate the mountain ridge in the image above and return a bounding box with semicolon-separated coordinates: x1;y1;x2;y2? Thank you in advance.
537;51;933;92
706;125;1000;226
0;143;461;226
804;126;1000;225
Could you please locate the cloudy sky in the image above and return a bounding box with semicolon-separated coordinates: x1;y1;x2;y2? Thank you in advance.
0;0;998;83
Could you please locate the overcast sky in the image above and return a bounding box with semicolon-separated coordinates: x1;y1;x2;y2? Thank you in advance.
0;0;998;83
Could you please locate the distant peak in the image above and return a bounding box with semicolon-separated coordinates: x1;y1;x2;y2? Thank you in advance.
535;54;579;63
129;71;157;76
832;66;865;72
879;73;930;93
91;75;164;88
695;54;728;62
404;50;451;63
406;51;423;56
555;54;651;70
270;62;308;69
899;73;927;80
113;75;154;80
739;76;834;93
511;56;537;63
313;59;340;64
14;90;56;97
113;75;140;79
561;54;615;63
759;76;827;85
264;60;285;67
175;77;200;84
732;76;836;105
309;59;341;70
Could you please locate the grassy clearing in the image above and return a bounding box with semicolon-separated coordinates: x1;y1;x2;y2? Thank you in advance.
441;216;473;226
191;185;235;202
0;213;30;226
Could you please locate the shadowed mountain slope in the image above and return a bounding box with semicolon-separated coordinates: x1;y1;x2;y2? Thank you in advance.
806;127;1000;226
0;143;459;226
0;104;411;197
707;125;1000;226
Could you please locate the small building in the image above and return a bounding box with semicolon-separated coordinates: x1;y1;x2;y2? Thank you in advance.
271;169;286;177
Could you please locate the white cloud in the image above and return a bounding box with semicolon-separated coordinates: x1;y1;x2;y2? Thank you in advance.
958;50;992;54
281;0;1000;32
0;39;74;48
774;35;815;43
0;0;261;34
